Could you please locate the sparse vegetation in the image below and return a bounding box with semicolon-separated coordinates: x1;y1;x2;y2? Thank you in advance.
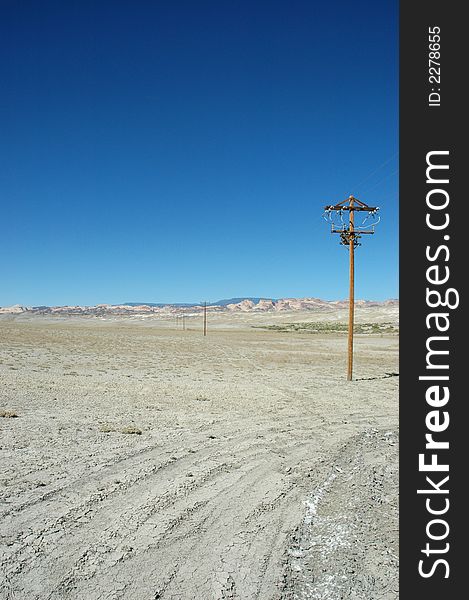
120;426;142;435
252;321;398;334
0;410;18;418
99;424;142;435
99;423;116;433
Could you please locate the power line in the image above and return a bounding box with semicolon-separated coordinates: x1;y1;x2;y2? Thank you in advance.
360;167;399;197
351;152;399;194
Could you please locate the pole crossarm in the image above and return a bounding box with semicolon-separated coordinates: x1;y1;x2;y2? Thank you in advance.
323;195;379;247
324;195;378;212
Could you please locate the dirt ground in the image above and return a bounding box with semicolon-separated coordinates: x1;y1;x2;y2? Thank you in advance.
0;308;399;600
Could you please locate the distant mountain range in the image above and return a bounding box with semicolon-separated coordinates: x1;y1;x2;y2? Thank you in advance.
0;297;398;316
123;298;276;308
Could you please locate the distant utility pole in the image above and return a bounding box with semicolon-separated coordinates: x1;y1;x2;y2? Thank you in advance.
182;314;186;331
323;195;380;381
203;301;207;336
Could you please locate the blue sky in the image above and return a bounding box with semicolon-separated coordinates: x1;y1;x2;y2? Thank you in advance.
0;0;398;306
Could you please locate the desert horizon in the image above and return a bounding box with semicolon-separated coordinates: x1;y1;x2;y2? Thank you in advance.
0;296;399;315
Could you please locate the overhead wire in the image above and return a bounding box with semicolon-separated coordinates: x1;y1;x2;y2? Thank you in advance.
360;167;399;197
350;151;399;196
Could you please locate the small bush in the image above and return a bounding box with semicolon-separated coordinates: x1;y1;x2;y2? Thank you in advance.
120;426;142;435
99;424;116;433
0;410;18;418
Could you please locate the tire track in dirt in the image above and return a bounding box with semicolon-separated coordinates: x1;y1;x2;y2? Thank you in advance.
280;428;399;600
1;426;397;600
95;443;313;600
2;426;324;599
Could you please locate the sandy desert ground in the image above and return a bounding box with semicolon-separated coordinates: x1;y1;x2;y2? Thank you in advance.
0;307;398;600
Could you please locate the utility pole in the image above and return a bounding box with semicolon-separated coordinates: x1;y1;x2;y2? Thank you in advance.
348;207;355;381
203;301;207;336
182;314;186;331
323;195;380;381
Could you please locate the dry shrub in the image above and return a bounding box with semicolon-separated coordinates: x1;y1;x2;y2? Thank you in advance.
99;424;116;433
120;426;142;435
0;410;18;418
99;423;142;435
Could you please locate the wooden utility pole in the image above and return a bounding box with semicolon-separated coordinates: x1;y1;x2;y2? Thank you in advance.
324;196;379;381
203;301;207;336
348;206;355;381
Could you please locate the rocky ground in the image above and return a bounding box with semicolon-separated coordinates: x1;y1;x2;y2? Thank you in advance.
0;308;398;600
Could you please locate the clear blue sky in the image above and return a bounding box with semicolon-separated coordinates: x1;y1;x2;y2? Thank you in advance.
0;0;398;306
